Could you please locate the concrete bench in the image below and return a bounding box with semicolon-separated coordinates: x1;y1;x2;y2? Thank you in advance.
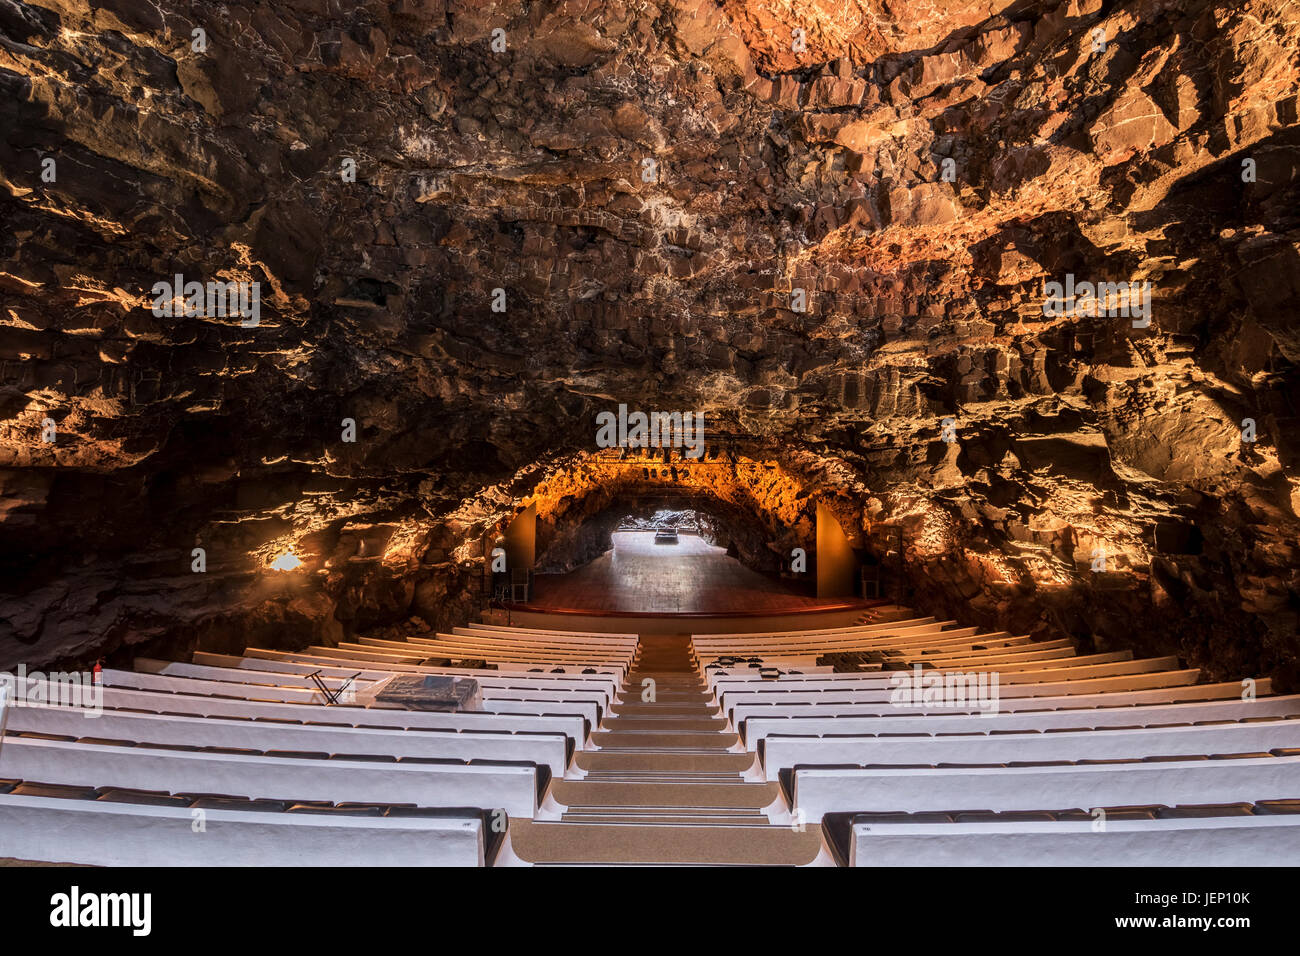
708;650;1137;688
243;647;621;677
431;632;637;651
193;653;621;698
0;792;501;866
705;648;1128;689
731;679;1257;733
698;630;1022;657
693;623;968;649
463;623;639;640
6;703;572;778
450;627;638;646
693;623;969;651
135;659;612;714
309;647;629;676
0;736;549;818
719;667;1200;718
338;640;630;665
761;718;1300;776
36;679;591;748
359;638;634;664
740;687;1293;747
413;635;636;659
691;615;939;642
831;812;1300;866
102;669;602;726
713;657;1184;702
789;754;1300;820
698;636;1035;674
375;640;632;668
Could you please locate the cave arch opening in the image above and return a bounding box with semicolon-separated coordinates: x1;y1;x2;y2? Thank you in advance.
521;490;819;614
487;452;886;613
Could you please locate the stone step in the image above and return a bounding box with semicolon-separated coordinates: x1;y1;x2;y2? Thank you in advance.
601;717;729;732
610;704;719;717
592;731;739;749
559;814;770;826
563;805;765;817
507;821;823;866
551;780;778;809
581;774;748;784
575;751;755;773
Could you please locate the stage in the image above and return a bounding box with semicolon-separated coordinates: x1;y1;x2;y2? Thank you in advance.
505;531;876;633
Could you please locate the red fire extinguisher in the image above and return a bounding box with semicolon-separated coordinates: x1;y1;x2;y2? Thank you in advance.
92;660;102;685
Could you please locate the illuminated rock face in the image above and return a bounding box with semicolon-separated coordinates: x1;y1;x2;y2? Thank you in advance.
0;1;1297;683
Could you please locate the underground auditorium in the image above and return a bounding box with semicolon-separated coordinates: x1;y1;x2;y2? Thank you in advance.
0;0;1298;876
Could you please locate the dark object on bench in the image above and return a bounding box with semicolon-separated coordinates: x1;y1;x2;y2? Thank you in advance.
654;529;678;545
374;675;480;712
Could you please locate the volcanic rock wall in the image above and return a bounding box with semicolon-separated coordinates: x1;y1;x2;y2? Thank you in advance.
1;0;1297;683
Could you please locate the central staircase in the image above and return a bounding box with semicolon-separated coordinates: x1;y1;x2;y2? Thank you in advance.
506;635;826;865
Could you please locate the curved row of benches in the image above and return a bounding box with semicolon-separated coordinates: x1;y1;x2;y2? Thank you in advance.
8;609;1294;866
0;623;635;866
692;611;1300;865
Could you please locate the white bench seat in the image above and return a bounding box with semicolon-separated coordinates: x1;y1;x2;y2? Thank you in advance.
361;642;634;665
740;687;1293;746
341;640;629;662
411;635;638;654
719;667;1200;716
0;737;547;818
450;628;638;646
101;670;602;725
731;679;1259;730
836;814;1300;866
242;647;621;677
465;624;639;639
0;794;498;866
6;703;572;777
708;648;1117;688
193;653;621;697
307;644;628;675
694;624;974;652
790;754;1300;820
429;632;637;651
705;648;1130;690
713;657;1184;703
701;637;1061;673
694;621;965;647
761;718;1300;776
64;682;590;743
376;639;632;663
692;615;938;643
408;635;636;659
133;660;613;713
698;632;1025;658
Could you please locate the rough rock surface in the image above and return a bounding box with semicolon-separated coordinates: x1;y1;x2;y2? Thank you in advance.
1;0;1297;686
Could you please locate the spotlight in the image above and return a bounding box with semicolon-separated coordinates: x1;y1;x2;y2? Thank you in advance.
270;551;302;572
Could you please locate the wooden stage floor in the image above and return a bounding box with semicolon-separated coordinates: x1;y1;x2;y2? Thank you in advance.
526;531;846;615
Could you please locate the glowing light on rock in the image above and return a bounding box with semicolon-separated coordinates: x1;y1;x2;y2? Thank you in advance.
269;551;302;571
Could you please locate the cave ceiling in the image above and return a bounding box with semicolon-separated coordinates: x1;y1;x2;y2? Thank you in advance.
0;0;1297;680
